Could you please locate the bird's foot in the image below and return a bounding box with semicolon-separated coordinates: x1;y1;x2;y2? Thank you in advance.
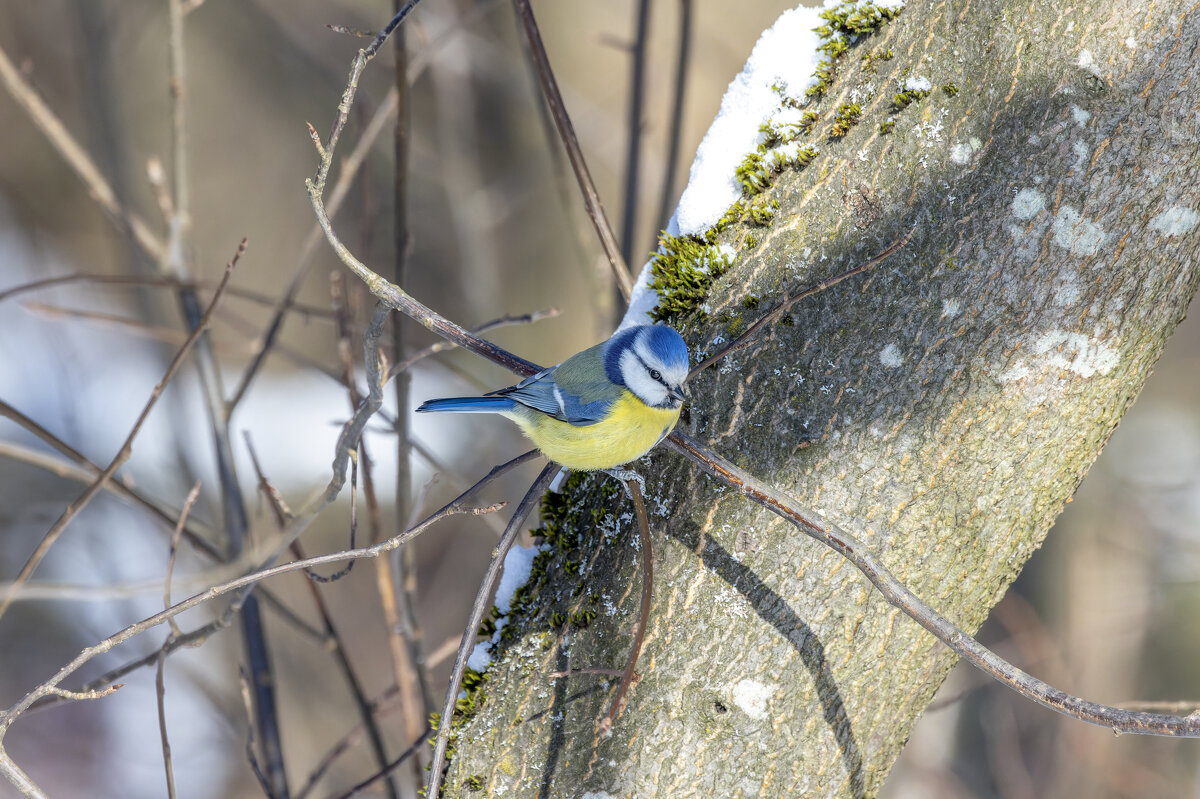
602;468;646;500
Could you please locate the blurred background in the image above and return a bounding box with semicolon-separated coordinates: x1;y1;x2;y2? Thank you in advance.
0;1;1197;797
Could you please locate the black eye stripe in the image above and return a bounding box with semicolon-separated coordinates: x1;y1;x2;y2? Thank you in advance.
632;352;670;387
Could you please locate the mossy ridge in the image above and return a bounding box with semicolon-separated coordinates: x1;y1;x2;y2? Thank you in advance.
650;2;902;327
432;471;627;781
807;1;903;99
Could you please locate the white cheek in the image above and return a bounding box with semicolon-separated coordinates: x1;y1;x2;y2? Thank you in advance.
620;350;668;405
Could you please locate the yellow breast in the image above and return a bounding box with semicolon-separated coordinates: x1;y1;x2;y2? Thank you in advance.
505;391;681;471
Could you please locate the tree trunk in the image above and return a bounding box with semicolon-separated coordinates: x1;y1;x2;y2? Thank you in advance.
443;1;1200;796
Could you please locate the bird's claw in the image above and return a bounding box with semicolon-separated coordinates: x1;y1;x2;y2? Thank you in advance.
602;468;646;500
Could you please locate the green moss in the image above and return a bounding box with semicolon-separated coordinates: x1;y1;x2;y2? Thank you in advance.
463;776;485;792
648;231;734;325
890;87;931;113
742;295;761;310
735;151;772;196
569;609;598;628
744;234;758;248
879;118;896;134
830;103;863;138
942;82;959;96
861;47;894;72
428;666;490;763
652;0;903;333
778;314;795;327
549;611;567;628
816;0;903;37
747;199;779;227
805;59;837;100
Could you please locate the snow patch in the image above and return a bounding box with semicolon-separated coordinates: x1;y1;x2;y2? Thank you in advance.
495;543;541;614
673;3;839;235
904;75;932;92
467;642;492;672
1070;104;1091;125
732;679;774;720
880;343;904;368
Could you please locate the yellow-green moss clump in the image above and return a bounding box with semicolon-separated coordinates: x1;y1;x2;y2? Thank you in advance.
807;1;903;98
650;2;903;326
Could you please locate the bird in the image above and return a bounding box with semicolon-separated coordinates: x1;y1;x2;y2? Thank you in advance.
416;324;689;472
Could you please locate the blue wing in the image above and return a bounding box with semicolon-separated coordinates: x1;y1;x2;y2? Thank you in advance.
491;365;613;426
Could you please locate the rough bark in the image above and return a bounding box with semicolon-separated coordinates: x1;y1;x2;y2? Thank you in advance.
443;1;1200;796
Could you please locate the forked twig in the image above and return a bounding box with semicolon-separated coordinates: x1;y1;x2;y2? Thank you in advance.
0;239;245;623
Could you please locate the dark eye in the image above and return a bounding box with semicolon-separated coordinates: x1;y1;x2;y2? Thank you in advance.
649;369;662;381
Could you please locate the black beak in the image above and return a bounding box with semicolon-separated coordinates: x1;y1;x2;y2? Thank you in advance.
669;386;687;403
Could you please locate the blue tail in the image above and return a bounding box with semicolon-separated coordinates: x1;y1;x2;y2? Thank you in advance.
416;396;516;414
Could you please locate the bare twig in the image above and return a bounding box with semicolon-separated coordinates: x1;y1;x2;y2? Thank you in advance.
226;85;399;415
598;478;654;735
164;483;203;638
664;431;1200;737
328;727;432;799
688;228;914;379
654;0;693;243
0;42;164;261
619;0;652;269
425;464;557;799
0;273;334;318
155;646;178;799
386;307;560;379
0;488;509;762
511;0;633;300
156;482;202;799
0;239;245;623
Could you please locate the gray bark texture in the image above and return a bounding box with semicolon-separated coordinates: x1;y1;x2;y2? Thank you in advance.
443;1;1200;796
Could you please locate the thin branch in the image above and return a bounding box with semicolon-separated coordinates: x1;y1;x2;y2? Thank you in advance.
511;0;633;300
164;483;203;637
387;308;559;379
654;0;692;245
425;464;557;799
619;0;651;269
598;478;654;735
663;431;1200;737
0;489;509;752
0;273;334;318
0;42;165;261
230;0;506;417
156;482;201;799
0;239;245;623
688;228;914;379
226;85;399;415
327;727;432;799
155;644;178;799
0;411;326;644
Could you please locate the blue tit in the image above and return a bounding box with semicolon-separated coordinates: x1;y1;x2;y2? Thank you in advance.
416;324;689;471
